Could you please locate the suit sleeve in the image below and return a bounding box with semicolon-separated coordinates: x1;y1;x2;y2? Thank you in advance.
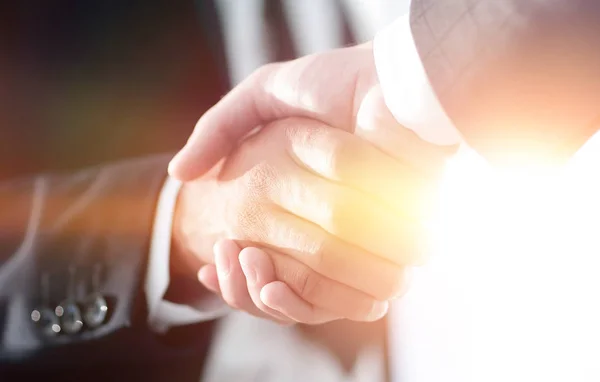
373;13;461;147
146;176;228;334
0;155;174;356
406;0;600;161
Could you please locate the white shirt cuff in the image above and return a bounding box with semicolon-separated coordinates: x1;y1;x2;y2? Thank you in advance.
373;14;462;146
145;176;229;334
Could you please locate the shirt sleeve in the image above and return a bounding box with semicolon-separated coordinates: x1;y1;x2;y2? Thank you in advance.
373;14;462;147
145;176;229;334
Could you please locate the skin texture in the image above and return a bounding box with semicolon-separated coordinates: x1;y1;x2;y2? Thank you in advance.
168;43;378;180
172;114;451;324
170;43;455;325
172;1;600;326
169;43;454;324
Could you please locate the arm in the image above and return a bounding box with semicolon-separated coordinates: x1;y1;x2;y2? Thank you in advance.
0;155;221;366
166;1;461;183
146;176;228;333
408;0;600;164
170;0;600;178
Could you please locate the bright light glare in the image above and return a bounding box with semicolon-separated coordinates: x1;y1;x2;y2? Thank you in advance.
402;135;600;382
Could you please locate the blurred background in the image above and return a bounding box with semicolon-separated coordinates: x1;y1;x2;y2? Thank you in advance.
0;0;408;181
0;2;411;380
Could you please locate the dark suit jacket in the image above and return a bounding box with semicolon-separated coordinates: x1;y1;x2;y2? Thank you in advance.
0;156;216;381
410;0;600;163
0;2;484;381
0;1;362;380
0;1;226;380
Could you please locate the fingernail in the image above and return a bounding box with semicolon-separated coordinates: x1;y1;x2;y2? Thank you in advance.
368;300;389;321
239;256;257;285
215;252;231;278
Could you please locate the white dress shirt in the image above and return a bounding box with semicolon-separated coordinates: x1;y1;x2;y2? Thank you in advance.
373;12;465;382
377;10;600;382
146;177;229;334
144;2;461;381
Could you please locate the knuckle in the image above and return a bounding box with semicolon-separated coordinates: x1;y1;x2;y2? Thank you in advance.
324;136;348;179
290;122;325;147
328;134;360;180
230;165;280;239
324;191;357;236
295;269;323;302
306;235;336;276
327;196;347;234
290;126;356;181
278;221;330;268
275;223;311;253
231;199;268;240
243;163;277;197
222;292;246;311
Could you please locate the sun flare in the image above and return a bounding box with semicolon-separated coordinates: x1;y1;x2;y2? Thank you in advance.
410;133;600;381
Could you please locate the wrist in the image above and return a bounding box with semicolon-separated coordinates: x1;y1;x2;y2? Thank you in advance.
171;166;225;277
171;181;206;278
165;181;216;304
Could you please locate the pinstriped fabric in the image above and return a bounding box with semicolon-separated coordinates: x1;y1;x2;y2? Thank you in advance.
409;0;600;163
410;0;515;99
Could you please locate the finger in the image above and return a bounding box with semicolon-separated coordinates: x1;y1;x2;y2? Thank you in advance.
266;160;426;265
168;45;373;181
248;208;406;300
168;66;274;180
260;281;341;325
237;246;295;324
214;240;262;314
214;240;291;323
169;61;330;181
354;84;459;173
265;249;389;322
198;263;310;325
283;118;436;220
198;264;220;294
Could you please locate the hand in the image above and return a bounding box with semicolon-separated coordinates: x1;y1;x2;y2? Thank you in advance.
169;42;454;180
198;239;411;325
172;116;448;324
168;42;380;181
197;240;325;325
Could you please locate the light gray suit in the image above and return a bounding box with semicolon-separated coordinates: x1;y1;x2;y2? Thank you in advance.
411;0;600;163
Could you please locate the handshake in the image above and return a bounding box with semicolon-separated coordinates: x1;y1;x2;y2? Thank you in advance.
167;43;456;326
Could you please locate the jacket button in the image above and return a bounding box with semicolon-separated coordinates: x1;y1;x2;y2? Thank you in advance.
55;301;83;334
31;308;61;336
83;293;108;328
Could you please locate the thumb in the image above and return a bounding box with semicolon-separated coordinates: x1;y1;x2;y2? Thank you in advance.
169;45;371;181
168;66;273;181
169;63;315;181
